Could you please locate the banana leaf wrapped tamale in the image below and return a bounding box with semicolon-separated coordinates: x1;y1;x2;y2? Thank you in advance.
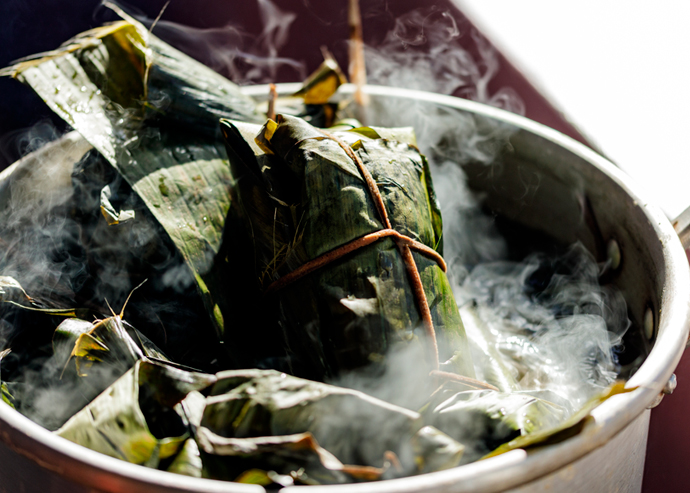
221;115;474;381
1;7;264;353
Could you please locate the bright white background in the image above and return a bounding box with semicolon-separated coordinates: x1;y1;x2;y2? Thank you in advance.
456;1;690;219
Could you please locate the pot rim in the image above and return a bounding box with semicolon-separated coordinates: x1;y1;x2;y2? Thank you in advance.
0;83;687;493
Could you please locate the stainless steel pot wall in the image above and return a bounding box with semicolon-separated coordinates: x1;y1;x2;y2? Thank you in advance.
0;85;687;493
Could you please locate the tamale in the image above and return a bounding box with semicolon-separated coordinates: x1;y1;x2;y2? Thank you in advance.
221;115;474;381
2;8;264;345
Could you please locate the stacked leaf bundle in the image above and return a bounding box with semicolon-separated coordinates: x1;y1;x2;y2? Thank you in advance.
0;8;628;487
221;115;474;381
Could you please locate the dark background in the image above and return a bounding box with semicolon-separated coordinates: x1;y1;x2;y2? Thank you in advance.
0;0;588;170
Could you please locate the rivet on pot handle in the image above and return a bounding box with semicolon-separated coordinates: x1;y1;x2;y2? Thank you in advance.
648;374;677;409
664;373;678;395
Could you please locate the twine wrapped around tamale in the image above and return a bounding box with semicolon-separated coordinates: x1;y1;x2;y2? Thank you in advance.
221;115;475;381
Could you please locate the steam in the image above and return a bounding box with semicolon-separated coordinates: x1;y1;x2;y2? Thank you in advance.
454;243;629;412
364;7;524;114
434;161;508;270
330;3;630;437
345;7;524;169
137;0;305;84
0;131;91;305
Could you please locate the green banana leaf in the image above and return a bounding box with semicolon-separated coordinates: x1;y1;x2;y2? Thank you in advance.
252;51;346;130
63;144;226;371
13;314;157;430
55;316;144;377
3;8;264;340
483;381;634;458
167;438;203;477
100;184;135;225
197;429;364;485
233;468;292;487
220;114;471;380
0;10;634;481
459;302;520;392
289;52;347;129
200;369;464;478
412;425;466;474
13;308;181;431
0;349;14;408
292;53;347;105
53;316;170;371
422;385;566;464
165;390;207;477
0;382;12;408
0;276;88;318
56;358;215;468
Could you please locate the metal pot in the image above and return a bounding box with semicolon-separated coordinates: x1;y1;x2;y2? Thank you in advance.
0;84;687;493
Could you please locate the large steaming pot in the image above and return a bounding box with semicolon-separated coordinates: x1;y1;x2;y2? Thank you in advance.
0;85;687;493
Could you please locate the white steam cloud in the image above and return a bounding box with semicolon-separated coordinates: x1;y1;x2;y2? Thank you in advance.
365;7;524;114
139;1;305;85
